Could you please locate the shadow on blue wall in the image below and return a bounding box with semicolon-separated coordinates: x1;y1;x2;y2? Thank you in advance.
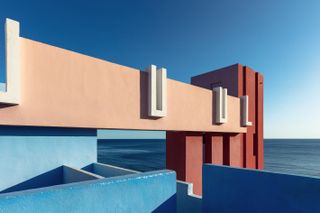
153;194;176;212
0;167;63;194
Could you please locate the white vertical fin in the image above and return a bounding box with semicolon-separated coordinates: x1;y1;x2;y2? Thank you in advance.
147;64;167;117
241;95;252;126
0;18;21;104
213;87;228;124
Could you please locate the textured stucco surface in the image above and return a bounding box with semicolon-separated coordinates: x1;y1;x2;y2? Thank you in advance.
0;37;245;133
203;164;320;213
0;170;176;213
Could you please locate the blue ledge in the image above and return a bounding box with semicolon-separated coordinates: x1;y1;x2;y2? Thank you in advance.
0;170;176;213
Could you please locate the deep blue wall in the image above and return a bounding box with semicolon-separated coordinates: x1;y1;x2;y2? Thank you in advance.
0;126;97;192
0;170;176;213
203;164;320;213
176;181;202;213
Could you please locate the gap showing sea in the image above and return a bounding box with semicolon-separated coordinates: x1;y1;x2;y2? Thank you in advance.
98;139;320;177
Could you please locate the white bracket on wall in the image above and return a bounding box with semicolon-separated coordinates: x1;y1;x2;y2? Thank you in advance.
147;64;167;118
240;95;252;127
0;18;21;104
213;87;228;124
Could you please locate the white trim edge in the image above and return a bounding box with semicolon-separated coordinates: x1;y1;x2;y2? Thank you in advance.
213;87;228;124
0;18;20;104
240;95;252;127
147;64;167;117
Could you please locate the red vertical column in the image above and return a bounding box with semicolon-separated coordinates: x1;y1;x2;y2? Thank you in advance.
241;67;256;169
166;131;187;181
166;131;203;195
256;73;264;169
204;133;243;168
204;134;223;165
228;134;243;167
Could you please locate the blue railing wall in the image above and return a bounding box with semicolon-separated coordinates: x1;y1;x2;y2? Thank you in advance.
203;164;320;213
0;170;176;213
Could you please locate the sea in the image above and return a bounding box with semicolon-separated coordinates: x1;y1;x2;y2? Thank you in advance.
98;139;320;178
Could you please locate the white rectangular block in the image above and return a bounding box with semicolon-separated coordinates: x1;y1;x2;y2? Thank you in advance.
213;87;228;124
147;64;167;117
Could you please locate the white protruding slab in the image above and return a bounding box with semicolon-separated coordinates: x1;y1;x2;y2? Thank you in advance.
240;95;252;127
147;64;167;117
213;87;228;124
0;18;20;104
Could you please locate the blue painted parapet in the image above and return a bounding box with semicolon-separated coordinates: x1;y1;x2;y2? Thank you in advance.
203;164;320;213
0;170;176;213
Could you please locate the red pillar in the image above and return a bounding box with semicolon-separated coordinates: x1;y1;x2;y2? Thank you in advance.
166;131;203;195
242;66;256;168
204;134;223;165
191;64;264;170
256;73;264;169
228;134;244;167
204;133;243;168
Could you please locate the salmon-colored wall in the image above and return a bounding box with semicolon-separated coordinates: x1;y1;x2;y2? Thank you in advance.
0;38;246;133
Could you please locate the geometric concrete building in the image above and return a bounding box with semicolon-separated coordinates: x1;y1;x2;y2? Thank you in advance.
0;18;258;210
1;18;318;213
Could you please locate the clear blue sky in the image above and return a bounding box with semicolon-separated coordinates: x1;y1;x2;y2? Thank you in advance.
0;0;319;139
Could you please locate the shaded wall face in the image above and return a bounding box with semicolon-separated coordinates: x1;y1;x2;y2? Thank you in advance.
0;126;97;192
191;64;241;97
203;165;320;213
166;132;203;195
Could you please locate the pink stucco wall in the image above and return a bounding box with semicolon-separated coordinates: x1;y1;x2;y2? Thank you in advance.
0;38;246;133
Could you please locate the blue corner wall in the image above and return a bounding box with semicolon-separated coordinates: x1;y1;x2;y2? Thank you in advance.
0;170;176;213
203;164;320;213
176;181;202;213
0;126;97;192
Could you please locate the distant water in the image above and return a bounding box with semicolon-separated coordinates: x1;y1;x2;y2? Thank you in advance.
98;139;320;177
264;139;320;177
98;139;166;172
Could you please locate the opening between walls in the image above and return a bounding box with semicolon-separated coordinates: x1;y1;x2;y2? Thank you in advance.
97;129;166;172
